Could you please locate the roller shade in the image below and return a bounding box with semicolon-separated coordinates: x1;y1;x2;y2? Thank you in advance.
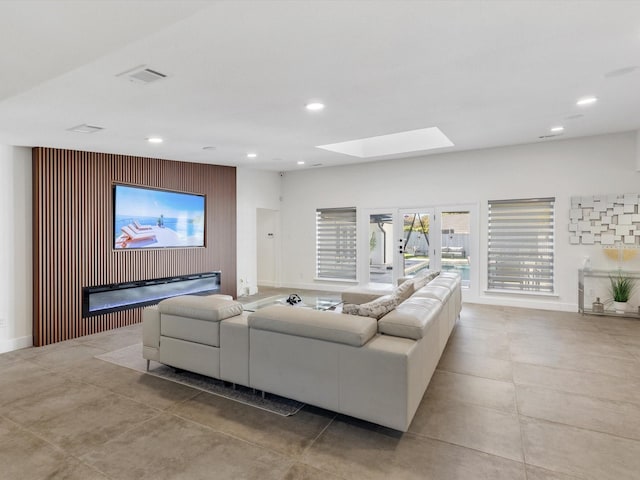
316;207;357;280
488;198;555;293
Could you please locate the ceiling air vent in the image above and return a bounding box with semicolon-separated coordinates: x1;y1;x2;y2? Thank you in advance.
116;65;167;84
67;124;104;134
538;134;562;139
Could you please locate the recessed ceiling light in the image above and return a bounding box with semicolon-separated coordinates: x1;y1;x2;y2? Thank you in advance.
550;126;564;133
576;96;598;106
317;127;454;158
297;161;305;165
305;102;325;111
247;153;257;158
147;137;163;143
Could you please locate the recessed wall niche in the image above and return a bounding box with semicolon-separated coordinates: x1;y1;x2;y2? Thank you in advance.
569;193;640;245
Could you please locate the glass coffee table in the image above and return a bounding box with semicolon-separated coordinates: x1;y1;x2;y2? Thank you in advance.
242;293;342;312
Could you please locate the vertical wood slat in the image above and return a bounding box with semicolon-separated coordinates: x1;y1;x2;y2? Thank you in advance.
32;147;237;346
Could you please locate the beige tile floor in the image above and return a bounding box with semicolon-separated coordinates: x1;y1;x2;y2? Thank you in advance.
1;294;640;479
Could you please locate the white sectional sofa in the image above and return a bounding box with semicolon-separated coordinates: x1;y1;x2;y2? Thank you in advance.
143;271;461;432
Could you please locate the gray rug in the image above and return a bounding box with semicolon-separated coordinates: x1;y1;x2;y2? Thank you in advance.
96;344;304;416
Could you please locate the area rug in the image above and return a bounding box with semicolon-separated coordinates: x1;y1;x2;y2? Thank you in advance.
96;344;304;416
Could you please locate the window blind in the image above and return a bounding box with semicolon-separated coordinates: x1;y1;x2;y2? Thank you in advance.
316;207;357;280
487;198;555;293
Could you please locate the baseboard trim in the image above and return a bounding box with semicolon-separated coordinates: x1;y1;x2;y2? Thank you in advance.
277;281;347;293
466;296;577;313
0;335;33;354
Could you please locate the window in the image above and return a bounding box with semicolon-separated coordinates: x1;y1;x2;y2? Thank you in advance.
316;207;357;280
488;198;555;293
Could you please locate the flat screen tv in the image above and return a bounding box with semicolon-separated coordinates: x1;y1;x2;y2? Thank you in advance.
114;184;205;249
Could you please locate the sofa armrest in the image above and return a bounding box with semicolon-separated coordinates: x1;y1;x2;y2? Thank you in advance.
159;295;242;322
378;297;442;340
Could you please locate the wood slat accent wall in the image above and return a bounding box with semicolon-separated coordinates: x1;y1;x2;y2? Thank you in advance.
32;147;237;346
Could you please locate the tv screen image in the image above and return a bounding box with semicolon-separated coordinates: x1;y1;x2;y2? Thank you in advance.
114;184;205;249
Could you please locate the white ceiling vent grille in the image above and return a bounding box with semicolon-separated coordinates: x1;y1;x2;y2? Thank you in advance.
67;124;104;134
117;65;168;84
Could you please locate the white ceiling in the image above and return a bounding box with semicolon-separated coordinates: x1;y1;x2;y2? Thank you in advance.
1;0;639;171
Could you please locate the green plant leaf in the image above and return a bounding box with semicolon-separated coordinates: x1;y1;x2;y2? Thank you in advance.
609;272;636;302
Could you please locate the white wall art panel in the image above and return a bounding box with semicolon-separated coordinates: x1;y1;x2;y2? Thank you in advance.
569;193;640;245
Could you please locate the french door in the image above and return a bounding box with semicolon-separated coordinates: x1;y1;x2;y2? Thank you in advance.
439;209;472;289
399;209;435;280
362;208;435;286
361;206;474;290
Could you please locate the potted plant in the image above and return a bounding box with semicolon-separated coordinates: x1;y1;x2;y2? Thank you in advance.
609;271;635;314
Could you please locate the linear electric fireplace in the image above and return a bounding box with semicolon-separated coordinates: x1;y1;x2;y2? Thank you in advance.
82;271;221;317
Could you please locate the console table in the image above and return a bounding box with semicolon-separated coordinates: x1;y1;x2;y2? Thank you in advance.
578;268;640;318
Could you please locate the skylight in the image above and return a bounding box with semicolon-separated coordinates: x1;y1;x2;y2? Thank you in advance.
316;127;454;158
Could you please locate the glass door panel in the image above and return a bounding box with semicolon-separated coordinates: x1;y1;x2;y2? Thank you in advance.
440;210;471;288
368;212;394;284
401;212;432;277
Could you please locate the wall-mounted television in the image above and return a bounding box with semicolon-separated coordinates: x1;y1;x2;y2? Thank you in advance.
114;184;205;249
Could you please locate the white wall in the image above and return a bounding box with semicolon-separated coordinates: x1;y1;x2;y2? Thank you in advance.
0;145;32;353
3;134;636;354
278;132;640;311
236;167;282;295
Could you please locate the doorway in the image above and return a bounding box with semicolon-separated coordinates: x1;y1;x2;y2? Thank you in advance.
256;208;279;288
439;210;472;288
399;210;434;278
361;206;475;292
367;212;395;284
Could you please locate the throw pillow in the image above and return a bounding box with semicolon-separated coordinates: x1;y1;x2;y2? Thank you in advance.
342;303;359;315
394;279;416;302
413;270;440;289
413;275;429;290
426;270;440;281
343;294;398;320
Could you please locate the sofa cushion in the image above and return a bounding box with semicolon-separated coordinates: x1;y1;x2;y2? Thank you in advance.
343;294;398;320
378;297;442;340
438;271;459;279
248;305;377;347
412;284;451;303
428;276;459;291
158;295;243;322
431;273;461;289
